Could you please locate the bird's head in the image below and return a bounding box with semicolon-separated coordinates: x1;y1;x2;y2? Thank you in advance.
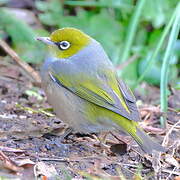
37;28;91;59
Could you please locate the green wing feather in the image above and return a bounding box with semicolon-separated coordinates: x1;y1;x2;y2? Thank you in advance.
49;69;140;122
48;65;167;154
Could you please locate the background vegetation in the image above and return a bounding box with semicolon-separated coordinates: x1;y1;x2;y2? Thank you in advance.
0;1;179;179
0;0;179;123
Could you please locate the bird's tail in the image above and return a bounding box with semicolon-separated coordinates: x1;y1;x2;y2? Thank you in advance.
130;127;166;154
115;116;166;154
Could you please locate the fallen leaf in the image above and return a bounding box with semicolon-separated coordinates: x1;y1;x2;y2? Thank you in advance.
34;162;58;179
0;151;23;174
174;176;180;180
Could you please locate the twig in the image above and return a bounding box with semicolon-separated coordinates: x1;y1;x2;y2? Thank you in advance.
0;146;25;153
39;157;69;162
152;121;180;176
141;126;165;134
140;106;161;113
168;107;179;113
151;120;180;179
0;39;41;84
163;168;180;176
162;120;180;147
116;54;139;70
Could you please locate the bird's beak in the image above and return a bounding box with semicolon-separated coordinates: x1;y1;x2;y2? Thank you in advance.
36;37;55;46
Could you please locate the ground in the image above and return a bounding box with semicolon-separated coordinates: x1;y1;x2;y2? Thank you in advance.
0;58;179;179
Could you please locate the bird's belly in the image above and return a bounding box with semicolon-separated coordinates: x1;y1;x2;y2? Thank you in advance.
42;79;117;133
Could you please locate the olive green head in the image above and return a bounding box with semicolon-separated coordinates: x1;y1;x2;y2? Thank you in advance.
37;28;91;59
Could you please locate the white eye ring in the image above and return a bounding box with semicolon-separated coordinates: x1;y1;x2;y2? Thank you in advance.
58;40;71;50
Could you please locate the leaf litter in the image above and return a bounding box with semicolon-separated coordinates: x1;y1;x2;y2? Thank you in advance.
0;57;179;179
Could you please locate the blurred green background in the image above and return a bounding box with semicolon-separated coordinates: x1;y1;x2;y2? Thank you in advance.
0;0;179;89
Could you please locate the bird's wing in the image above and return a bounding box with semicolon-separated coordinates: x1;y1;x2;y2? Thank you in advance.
49;70;140;121
118;79;140;121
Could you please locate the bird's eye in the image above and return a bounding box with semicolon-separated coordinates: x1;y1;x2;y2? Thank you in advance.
57;41;71;50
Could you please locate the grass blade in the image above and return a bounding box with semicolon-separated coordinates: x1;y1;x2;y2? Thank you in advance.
160;3;180;128
119;0;146;64
64;0;133;9
135;4;178;86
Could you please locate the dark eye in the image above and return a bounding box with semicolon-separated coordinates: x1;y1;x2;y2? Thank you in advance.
57;41;70;50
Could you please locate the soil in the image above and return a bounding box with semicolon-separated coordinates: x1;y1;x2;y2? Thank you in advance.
0;58;179;179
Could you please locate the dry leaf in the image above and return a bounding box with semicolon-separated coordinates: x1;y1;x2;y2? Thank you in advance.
34;162;58;180
174;176;180;180
0;151;23;174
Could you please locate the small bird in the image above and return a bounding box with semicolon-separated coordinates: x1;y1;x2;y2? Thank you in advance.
37;28;165;154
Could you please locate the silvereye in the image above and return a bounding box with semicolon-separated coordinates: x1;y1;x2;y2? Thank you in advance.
37;28;165;154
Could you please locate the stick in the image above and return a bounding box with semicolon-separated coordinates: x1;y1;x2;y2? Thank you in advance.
0;39;41;84
162;120;180;147
116;54;139;70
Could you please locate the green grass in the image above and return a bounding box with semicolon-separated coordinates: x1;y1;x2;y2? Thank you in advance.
136;4;178;86
120;0;146;64
160;3;180;127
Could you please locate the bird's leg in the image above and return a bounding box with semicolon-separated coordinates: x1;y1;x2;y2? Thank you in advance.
59;127;73;142
94;131;111;151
